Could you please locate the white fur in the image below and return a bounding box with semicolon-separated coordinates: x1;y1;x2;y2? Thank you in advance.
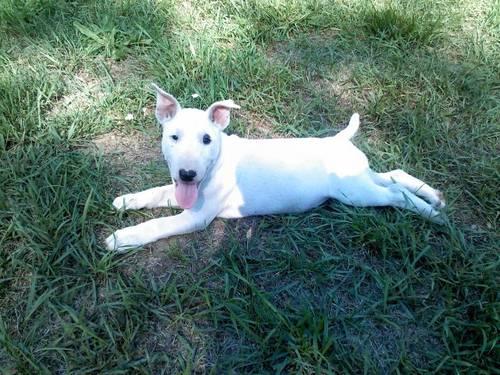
106;87;445;251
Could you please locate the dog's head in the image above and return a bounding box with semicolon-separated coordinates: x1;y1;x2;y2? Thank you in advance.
153;84;239;209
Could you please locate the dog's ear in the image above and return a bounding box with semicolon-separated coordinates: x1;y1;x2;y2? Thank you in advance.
152;83;181;125
207;100;240;130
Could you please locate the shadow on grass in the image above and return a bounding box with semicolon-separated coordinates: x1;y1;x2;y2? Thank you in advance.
264;23;498;227
112;198;497;373
0;0;172;51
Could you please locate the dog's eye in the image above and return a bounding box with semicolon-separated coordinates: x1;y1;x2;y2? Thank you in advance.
171;135;178;141
203;134;211;145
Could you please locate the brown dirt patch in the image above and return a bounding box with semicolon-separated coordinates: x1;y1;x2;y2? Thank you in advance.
105;56;148;82
48;70;105;118
91;128;162;177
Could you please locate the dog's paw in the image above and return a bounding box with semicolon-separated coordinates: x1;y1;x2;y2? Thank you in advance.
112;194;138;210
105;233;119;251
433;190;446;210
105;229;142;252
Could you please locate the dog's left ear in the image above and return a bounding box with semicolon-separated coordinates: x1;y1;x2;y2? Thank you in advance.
207;100;240;130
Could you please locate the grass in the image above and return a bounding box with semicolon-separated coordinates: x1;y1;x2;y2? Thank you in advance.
0;0;499;373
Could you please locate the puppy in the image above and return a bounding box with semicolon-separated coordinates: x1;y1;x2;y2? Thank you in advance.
106;85;445;251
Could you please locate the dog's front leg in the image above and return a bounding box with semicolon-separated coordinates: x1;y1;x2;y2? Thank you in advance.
112;184;178;210
106;210;211;252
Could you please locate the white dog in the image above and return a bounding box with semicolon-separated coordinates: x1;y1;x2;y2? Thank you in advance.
106;84;445;251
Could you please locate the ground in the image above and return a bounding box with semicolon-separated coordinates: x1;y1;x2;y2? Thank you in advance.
0;0;498;373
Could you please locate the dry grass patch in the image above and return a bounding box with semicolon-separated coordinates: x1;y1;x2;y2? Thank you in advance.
92;128;161;176
235;111;279;138
48;70;105;119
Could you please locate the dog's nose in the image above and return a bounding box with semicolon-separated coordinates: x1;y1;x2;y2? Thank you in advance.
179;169;197;182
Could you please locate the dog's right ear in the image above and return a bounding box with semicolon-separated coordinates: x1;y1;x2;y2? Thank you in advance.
152;83;181;125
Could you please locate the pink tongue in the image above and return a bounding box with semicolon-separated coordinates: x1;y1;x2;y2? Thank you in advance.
175;182;199;209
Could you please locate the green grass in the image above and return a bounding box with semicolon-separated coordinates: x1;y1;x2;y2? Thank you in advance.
1;0;499;373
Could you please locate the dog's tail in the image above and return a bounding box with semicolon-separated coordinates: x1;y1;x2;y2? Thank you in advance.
337;113;360;140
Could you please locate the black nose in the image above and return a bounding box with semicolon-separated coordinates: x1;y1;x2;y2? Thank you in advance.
179;169;197;182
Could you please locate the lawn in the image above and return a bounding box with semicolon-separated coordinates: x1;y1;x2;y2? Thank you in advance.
0;0;498;373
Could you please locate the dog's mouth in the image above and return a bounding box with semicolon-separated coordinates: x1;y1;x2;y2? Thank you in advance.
174;180;200;209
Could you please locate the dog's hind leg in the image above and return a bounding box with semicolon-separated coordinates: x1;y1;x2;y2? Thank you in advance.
385;184;444;222
332;177;443;223
372;169;445;209
112;184;178;210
